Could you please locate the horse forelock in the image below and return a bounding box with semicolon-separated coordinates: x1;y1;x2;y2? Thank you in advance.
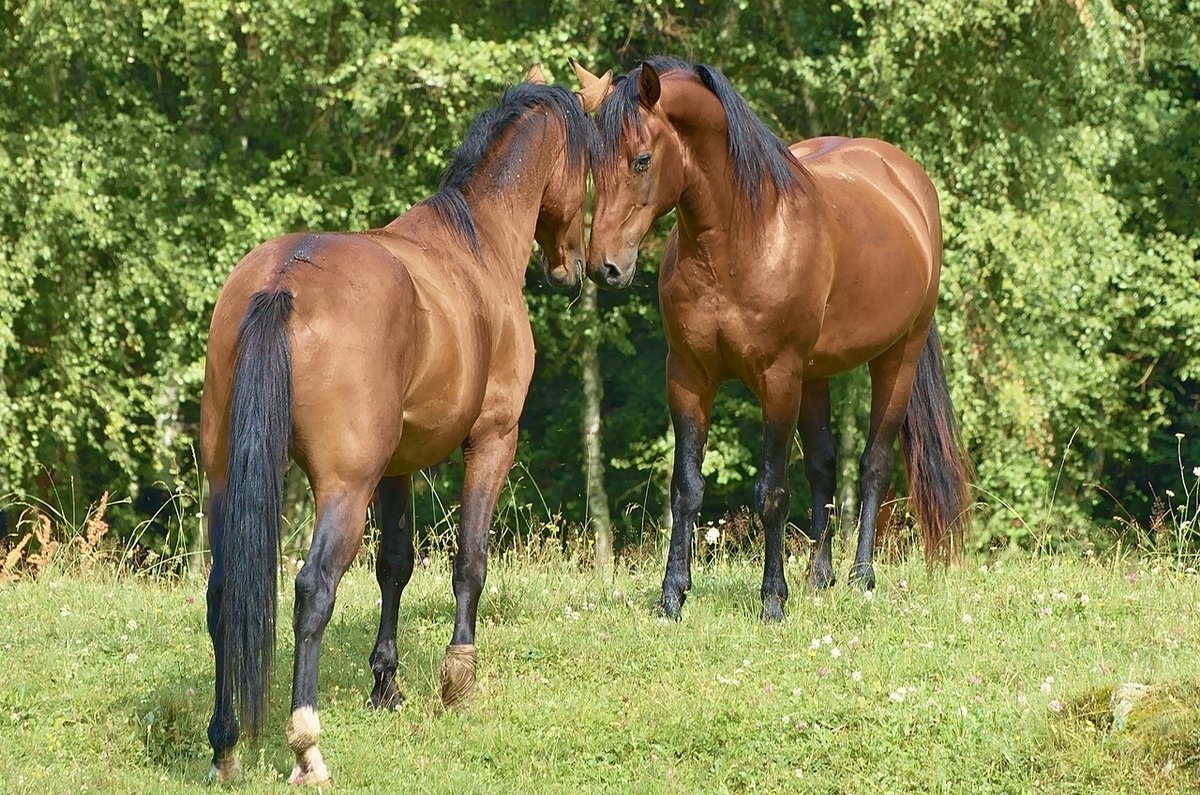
595;57;692;172
596;58;807;213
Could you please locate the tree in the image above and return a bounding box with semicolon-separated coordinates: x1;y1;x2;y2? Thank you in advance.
1;0;1196;559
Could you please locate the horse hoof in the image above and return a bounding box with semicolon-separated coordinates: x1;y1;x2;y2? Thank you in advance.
810;562;836;590
760;594;785;623
440;644;477;708
287;760;331;787
654;591;685;621
369;682;404;711
849;564;876;591
207;750;242;784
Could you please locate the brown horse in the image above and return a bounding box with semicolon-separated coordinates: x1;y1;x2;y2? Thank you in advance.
577;58;970;621
198;67;593;784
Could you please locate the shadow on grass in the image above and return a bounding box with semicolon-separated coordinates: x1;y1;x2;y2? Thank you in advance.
629;565;866;623
114;599;456;786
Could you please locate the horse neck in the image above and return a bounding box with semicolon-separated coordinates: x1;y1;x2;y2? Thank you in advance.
462;124;560;283
661;82;752;254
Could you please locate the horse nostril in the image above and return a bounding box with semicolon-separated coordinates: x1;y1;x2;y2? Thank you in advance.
602;259;622;284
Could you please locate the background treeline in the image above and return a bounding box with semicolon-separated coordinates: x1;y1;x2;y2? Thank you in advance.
0;0;1196;562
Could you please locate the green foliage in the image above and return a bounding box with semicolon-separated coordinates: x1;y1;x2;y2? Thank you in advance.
0;0;1196;555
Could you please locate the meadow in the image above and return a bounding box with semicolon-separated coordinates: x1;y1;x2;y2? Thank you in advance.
2;545;1198;793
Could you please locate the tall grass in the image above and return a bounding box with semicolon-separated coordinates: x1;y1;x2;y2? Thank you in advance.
4;445;1200;792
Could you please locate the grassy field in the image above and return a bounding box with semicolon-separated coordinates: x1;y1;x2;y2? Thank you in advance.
2;547;1199;793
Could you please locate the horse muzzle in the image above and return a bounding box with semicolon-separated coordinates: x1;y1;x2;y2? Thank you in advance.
586;250;637;289
542;249;585;289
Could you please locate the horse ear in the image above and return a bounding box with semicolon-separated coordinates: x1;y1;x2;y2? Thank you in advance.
525;64;547;85
637;62;661;110
570;59;613;113
570;58;599;88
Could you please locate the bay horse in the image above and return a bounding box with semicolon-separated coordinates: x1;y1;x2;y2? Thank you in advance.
576;58;970;621
199;67;593;785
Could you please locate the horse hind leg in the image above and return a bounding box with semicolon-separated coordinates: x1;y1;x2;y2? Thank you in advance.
286;485;374;786
852;331;927;589
368;474;415;710
798;379;837;590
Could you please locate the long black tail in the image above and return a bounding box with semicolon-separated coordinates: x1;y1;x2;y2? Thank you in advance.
222;289;293;739
900;320;972;564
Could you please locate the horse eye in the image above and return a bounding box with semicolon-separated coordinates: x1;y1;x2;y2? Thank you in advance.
633;152;652;173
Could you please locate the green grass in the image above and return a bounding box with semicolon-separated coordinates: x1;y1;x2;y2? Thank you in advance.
2;549;1199;793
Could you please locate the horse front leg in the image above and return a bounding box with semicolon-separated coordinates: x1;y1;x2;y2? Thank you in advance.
754;370;804;622
658;356;718;620
440;427;519;707
798;379;837;590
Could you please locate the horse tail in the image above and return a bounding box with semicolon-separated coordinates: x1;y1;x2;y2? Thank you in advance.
221;288;294;739
900;320;972;565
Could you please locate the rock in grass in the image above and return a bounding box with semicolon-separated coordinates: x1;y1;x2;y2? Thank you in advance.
1108;682;1152;733
1072;681;1200;780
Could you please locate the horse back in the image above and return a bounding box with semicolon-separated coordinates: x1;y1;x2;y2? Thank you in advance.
792;137;941;271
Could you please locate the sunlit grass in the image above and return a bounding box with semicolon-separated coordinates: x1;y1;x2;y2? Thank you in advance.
1;548;1198;793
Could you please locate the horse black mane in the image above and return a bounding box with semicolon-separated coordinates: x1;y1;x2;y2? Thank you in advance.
422;82;595;253
596;57;805;211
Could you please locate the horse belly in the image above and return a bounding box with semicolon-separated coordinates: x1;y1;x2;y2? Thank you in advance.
384;416;475;474
809;250;926;371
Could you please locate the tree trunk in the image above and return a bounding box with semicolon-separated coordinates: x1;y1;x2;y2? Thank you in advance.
580;279;613;574
838;379;862;536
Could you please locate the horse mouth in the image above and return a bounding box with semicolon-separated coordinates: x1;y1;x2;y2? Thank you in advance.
541;250;584;288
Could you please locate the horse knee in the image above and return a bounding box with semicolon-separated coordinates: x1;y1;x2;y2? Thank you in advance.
376;545;414;590
858;449;894;493
453;554;487;596
754;479;789;526
804;444;836;494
